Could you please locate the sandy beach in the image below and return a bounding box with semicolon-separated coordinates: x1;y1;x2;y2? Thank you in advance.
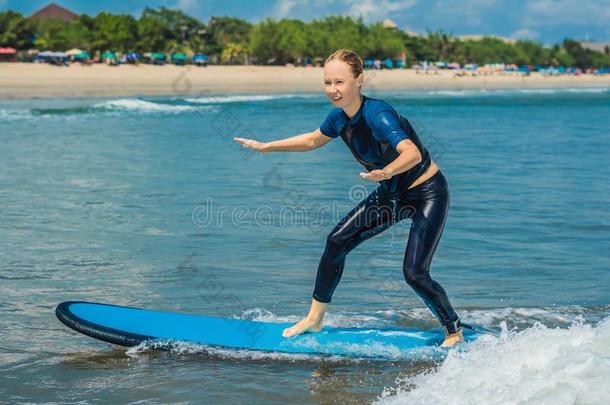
1;62;609;98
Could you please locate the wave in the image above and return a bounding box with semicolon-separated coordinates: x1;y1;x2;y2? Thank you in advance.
125;339;379;363
125;335;443;362
0;94;319;121
376;316;610;404
0;108;33;121
405;87;610;97
0;98;212;121
183;93;318;104
93;98;201;113
241;305;610;330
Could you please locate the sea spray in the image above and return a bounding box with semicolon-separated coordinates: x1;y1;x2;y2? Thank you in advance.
377;317;610;405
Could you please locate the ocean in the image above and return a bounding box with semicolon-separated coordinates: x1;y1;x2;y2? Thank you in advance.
1;87;609;404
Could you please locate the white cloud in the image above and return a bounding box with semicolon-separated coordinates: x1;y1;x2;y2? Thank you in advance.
272;0;336;19
346;0;418;22
432;0;500;28
273;0;301;19
511;28;540;40
176;0;204;15
524;0;610;26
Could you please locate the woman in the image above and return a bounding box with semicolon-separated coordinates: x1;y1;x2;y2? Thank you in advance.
234;49;464;347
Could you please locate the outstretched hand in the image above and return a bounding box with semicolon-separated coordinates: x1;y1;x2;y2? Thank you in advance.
360;169;392;181
233;137;267;153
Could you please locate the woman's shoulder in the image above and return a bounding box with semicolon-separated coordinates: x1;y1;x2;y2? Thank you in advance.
326;107;344;118
363;95;398;119
323;107;346;125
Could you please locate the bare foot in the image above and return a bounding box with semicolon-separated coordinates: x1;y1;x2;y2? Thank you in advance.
440;330;464;347
282;317;324;338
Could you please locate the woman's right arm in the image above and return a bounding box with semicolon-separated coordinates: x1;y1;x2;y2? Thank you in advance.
234;128;333;153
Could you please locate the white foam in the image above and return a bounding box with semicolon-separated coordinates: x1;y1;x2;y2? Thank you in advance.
125;337;442;362
377;317;610;405
425;90;487;97
0;108;33;121
406;87;609;97
126;339;366;363
238;307;391;328
184;93;317;104
94;98;199;113
379;306;603;329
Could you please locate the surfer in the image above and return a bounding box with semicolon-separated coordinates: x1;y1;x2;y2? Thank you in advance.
234;49;463;347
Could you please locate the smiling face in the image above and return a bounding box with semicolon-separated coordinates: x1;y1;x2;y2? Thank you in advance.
323;59;364;111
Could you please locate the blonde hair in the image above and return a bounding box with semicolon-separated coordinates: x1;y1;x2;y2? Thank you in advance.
325;49;364;78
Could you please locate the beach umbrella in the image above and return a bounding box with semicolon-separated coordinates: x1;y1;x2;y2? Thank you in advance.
151;52;166;60
66;48;83;56
75;51;90;59
102;51;117;59
192;54;208;66
171;53;187;65
0;47;16;54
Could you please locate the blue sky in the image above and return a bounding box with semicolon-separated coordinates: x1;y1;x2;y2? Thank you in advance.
3;0;610;44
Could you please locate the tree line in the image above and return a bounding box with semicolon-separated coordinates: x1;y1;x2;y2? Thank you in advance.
1;7;609;68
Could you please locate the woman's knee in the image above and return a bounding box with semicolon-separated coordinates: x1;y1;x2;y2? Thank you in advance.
403;266;431;288
325;232;351;255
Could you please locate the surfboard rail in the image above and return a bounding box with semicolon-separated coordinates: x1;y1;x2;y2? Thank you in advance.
56;301;154;347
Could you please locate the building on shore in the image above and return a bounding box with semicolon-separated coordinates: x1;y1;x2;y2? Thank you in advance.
29;3;78;22
579;41;610;54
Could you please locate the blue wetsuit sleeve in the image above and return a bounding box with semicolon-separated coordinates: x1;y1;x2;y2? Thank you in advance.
371;110;409;150
319;109;342;138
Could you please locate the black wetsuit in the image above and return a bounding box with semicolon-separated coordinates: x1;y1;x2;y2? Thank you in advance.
315;95;461;334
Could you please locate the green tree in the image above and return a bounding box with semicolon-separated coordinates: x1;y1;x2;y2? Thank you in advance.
589;50;610;68
220;42;248;64
90;12;138;52
426;30;453;60
33;18;68;49
562;38;590;68
137;16;168;52
363;23;404;59
550;44;574;67
276;19;308;62
306;16;367;57
403;33;436;64
141;7;201;36
249;18;279;64
0;11;35;49
203;16;251;59
462;36;519;64
515;39;550;65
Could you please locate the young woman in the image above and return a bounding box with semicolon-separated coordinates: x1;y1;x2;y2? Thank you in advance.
234;49;464;347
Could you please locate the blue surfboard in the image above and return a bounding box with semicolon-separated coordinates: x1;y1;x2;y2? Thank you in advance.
56;301;479;358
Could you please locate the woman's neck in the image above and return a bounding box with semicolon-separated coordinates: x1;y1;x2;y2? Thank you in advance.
343;94;363;119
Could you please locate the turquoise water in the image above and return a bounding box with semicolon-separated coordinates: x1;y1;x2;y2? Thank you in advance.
1;88;609;404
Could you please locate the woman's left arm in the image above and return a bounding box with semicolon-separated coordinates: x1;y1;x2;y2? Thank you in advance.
359;140;422;181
